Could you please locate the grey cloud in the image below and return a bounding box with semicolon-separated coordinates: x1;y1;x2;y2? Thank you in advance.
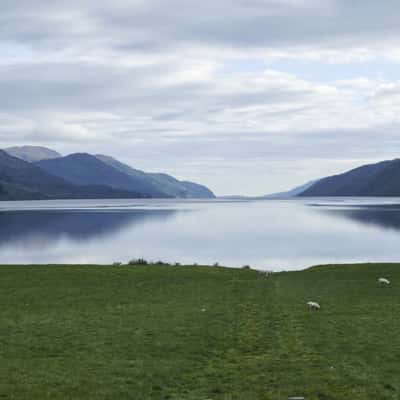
81;1;400;51
1;1;400;194
1;1;400;52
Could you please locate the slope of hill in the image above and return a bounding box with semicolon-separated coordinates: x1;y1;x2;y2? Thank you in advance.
4;145;215;199
263;180;318;199
35;153;168;198
148;172;191;198
0;150;143;200
5;146;62;162
96;154;216;198
179;180;216;199
94;154;167;197
299;159;400;196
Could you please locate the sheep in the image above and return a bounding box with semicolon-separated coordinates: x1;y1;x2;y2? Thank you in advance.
378;277;390;285
257;270;272;276
307;301;321;310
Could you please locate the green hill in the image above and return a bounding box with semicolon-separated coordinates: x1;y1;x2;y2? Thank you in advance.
0;263;399;399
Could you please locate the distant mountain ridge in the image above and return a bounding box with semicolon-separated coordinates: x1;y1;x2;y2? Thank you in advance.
0;150;143;200
263;180;318;199
5;146;61;162
1;145;215;200
222;159;400;199
299;159;400;197
96;154;215;199
4;146;400;199
35;153;168;198
220;180;318;200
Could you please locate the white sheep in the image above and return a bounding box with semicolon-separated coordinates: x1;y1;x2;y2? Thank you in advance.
378;277;390;285
257;270;272;276
307;301;321;310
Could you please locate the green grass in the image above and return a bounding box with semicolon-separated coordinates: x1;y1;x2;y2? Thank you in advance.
0;263;400;399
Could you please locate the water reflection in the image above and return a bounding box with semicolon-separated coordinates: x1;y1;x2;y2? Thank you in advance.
315;204;400;232
0;209;177;246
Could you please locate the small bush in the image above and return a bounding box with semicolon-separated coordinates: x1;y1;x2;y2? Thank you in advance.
128;258;148;266
213;262;219;267
155;260;171;266
112;262;122;267
242;265;251;270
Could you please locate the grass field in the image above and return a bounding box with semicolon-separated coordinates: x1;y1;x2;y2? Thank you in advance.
0;263;400;399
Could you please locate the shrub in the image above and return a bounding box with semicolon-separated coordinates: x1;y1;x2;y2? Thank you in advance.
242;265;251;270
128;258;148;266
155;260;171;266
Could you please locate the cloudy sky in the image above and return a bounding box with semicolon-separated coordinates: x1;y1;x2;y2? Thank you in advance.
1;1;400;195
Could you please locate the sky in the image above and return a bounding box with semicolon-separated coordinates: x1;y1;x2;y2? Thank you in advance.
1;1;400;195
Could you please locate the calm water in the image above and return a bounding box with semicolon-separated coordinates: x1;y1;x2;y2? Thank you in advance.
1;198;400;270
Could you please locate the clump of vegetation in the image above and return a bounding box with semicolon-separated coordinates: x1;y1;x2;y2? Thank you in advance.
213;262;219;267
112;262;122;267
154;260;171;266
128;258;148;266
128;259;175;267
241;265;251;270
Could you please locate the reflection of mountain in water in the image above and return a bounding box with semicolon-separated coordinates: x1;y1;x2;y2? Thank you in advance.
0;209;177;246
318;204;400;232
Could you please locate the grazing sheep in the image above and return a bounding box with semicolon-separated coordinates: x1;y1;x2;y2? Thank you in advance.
378;277;390;285
307;301;321;310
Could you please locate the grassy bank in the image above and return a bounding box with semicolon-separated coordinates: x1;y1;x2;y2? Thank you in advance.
0;263;399;399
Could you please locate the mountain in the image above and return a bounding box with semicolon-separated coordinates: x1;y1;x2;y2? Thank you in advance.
4;146;215;199
94;154;166;197
0;150;143;200
4;146;62;162
179;180;216;199
96;154;216;199
299;159;400;197
147;172;192;198
218;181;318;200
35;153;169;198
263;180;318;199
